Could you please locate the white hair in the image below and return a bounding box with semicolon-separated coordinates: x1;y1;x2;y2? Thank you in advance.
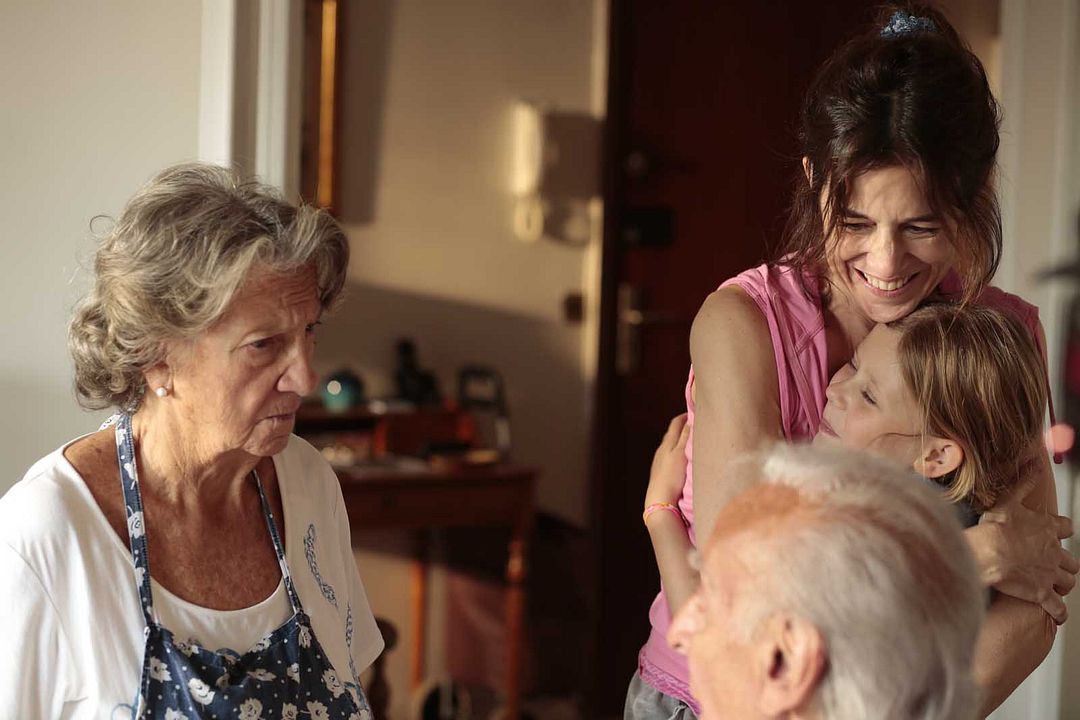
725;443;984;720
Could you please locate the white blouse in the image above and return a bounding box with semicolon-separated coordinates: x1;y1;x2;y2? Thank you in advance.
0;433;383;719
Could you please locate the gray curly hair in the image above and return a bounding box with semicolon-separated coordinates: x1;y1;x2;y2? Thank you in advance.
69;163;349;411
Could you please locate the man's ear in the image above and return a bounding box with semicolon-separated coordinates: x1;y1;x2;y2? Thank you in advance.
802;156;813;186
756;613;826;716
913;437;965;479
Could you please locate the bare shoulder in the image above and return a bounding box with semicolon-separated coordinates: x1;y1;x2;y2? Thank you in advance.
63;429;116;483
689;284;781;438
690;285;774;375
63;428;126;535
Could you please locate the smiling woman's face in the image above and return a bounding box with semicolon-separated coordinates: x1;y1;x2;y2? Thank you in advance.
165;264;322;461
825;165;956;324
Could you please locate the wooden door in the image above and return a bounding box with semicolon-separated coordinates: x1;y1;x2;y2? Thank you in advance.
591;1;870;713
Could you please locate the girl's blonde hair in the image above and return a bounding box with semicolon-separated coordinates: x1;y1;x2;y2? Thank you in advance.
890;304;1046;511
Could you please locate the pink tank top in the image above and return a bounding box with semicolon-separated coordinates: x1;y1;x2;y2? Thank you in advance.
637;264;1047;710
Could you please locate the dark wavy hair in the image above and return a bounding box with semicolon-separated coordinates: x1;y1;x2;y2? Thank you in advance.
776;2;1001;304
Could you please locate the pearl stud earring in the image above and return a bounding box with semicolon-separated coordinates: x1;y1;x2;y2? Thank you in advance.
155;387;169;398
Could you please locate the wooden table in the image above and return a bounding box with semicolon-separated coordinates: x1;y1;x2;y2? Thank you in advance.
336;463;536;720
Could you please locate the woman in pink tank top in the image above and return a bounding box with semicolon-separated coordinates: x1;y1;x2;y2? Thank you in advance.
626;5;1079;719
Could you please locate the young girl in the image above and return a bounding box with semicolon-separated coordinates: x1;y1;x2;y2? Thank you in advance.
813;303;1045;514
643;303;1052;718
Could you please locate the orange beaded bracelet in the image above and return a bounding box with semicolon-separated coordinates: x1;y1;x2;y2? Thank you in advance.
643;502;687;527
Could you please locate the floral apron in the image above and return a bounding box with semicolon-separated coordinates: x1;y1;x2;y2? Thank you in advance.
114;414;372;720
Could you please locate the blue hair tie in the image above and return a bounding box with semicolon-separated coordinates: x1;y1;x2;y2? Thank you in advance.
880;10;937;37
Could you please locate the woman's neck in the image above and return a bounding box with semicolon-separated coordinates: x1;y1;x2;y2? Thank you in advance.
130;405;257;508
823;289;876;375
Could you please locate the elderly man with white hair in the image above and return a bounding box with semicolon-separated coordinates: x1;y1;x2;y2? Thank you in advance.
667;444;985;720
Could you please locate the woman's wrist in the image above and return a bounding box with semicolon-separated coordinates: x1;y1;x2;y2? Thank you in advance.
965;523;1005;587
644;502;687;530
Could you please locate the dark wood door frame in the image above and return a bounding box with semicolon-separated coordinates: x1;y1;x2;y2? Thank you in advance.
588;0;633;712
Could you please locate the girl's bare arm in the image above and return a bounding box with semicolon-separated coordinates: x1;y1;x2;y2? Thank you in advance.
644;414;696;613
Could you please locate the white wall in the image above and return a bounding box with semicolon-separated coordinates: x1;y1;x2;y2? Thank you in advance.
0;1;202;494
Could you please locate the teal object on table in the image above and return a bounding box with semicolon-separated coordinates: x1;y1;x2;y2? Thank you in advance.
320;369;365;412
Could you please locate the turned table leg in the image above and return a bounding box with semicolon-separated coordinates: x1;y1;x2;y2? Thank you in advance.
410;529;430;691
504;529;528;719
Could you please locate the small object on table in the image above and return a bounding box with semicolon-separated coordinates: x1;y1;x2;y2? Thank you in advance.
428;448;501;473
321;369;365;412
457;366;511;456
396;339;442;406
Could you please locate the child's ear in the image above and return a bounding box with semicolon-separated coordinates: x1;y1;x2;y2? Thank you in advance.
913;437;964;479
802;156;813;186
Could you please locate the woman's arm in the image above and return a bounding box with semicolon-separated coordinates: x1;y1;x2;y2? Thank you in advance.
690;287;784;544
965;441;1077;623
963;438;1076;715
646;514;696;615
643;414;697;614
973;593;1056;718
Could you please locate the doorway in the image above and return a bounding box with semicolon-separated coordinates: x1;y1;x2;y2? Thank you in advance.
590;1;871;713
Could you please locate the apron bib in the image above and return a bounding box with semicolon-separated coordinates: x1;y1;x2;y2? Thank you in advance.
113;414;372;720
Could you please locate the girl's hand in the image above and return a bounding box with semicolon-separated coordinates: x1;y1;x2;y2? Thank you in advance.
975;475;1079;624
645;414;691;511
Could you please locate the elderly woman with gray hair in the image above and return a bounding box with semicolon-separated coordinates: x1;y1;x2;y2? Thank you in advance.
0;164;381;718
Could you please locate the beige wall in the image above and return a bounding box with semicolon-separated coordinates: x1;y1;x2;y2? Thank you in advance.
317;0;602;527
0;1;201;494
1062;3;1080;717
313;2;605;717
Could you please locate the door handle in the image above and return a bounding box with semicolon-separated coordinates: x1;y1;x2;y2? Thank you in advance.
620;308;680;326
616;283;681;376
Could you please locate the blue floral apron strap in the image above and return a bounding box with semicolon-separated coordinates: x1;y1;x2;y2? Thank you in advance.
113;413;156;628
251;469;303;614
